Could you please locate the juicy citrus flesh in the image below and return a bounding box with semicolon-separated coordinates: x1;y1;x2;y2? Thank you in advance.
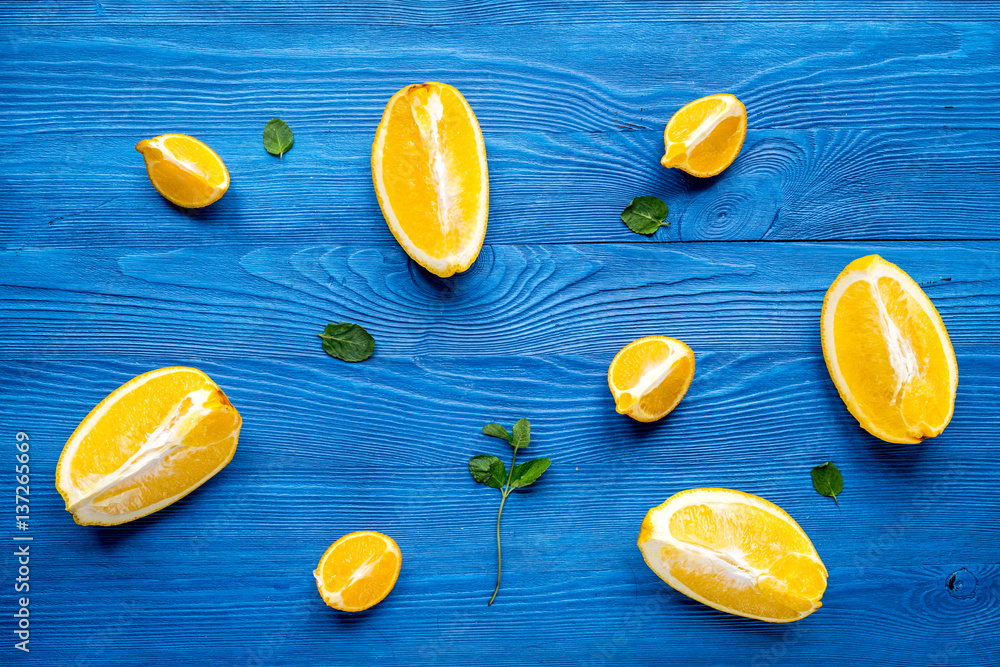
372;82;488;277
638;489;827;623
56;367;241;526
821;255;958;444
608;336;695;422
314;531;402;612
662;94;747;177
136;134;229;208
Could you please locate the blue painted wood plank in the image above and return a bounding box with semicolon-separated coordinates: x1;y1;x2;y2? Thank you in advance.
2;22;998;136
5;1;1000;25
3;128;999;247
0;242;996;358
1;354;998;665
1;2;999;665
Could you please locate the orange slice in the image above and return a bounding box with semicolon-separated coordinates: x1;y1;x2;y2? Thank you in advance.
661;94;747;177
821;254;958;444
136;134;229;208
638;488;827;623
371;82;488;277
56;367;241;526
314;531;402;612
608;336;695;422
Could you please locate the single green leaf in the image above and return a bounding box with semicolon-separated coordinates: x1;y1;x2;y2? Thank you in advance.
318;322;375;362
512;417;530;450
263;118;294;158
510;457;550;489
620;196;669;235
811;461;843;504
482;423;513;444
469;454;507;489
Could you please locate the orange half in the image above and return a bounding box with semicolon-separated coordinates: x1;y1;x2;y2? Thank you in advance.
662;94;747;178
372;82;488;277
55;367;241;525
314;531;402;612
821;254;958;443
638;488;827;623
136;134;229;208
608;336;695;422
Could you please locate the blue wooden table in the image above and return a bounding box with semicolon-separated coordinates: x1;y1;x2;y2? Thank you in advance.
2;2;999;665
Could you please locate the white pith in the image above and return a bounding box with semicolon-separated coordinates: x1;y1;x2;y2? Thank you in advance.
372;84;488;277
422;92;454;235
57;368;238;525
821;257;958;441
638;489;825;623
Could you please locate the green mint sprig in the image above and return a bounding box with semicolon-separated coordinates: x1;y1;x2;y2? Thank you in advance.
469;418;550;605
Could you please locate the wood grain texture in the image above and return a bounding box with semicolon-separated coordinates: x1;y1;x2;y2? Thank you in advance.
2;23;998;136
5;1;1000;24
3;128;1000;246
2;356;999;665
1;242;997;358
2;2;999;665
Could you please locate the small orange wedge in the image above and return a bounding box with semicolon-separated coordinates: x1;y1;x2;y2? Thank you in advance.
372;82;488;277
314;531;402;612
136;134;229;208
608;336;695;422
662;94;747;177
821;254;958;443
56;367;241;526
638;488;827;623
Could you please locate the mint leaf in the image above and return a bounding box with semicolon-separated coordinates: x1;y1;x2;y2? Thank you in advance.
621;196;668;235
482;423;513;444
811;461;843;504
469;455;507;489
318;322;374;362
510;458;550;489
512;417;530;450
471;417;547;605
263;118;294;158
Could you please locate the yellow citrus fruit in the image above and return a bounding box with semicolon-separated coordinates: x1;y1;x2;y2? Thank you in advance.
638;488;827;623
821;254;958;444
661;94;747;177
135;134;229;208
608;336;695;422
372;82;488;278
314;531;402;612
56;367;241;526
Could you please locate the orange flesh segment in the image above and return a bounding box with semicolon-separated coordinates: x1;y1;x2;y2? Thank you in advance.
662;94;746;177
374;82;487;276
136;134;228;208
316;532;401;611
68;371;198;487
827;256;955;442
57;368;241;525
638;490;827;623
608;337;694;421
161;135;227;186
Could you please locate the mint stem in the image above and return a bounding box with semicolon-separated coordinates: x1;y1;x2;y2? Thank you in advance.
488;442;519;606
